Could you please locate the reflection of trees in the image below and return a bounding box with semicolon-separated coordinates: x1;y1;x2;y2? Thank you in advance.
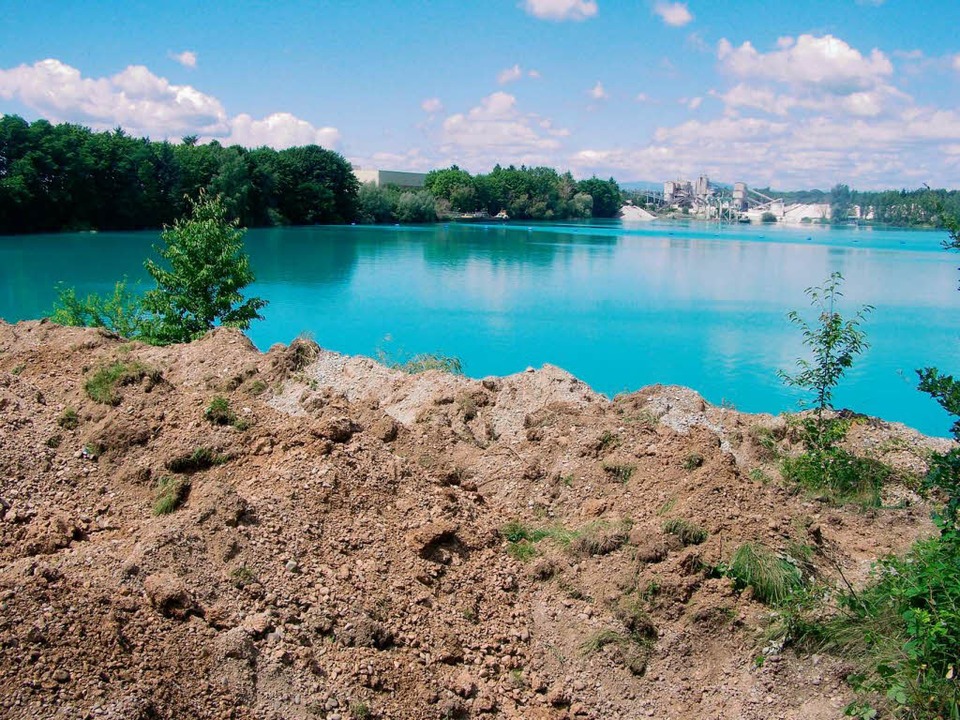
245;227;360;287
419;224;617;270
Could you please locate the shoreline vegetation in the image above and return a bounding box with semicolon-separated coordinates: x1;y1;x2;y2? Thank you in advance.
3;114;959;236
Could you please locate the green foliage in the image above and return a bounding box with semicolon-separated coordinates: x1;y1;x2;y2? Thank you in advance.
153;476;190;515
601;461;635;483
84;361;160;405
57;407;79;430
568;519;632;556
781;446;890;506
425;164;621;221
165;447;229;474
727;542;802;605
791;535;960;718
376;347;464;376
356;182;396;223
779;272;873;425
393;190;437;223
662;518;708;545
143;191;267;344
761;211;778;223
682;452;704;470
50;279;145;338
916;214;960;533
0;115;358;234
204;395;236;425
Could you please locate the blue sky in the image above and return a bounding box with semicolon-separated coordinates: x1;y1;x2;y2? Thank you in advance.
2;0;959;189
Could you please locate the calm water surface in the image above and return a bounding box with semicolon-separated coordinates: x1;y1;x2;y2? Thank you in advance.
2;220;958;436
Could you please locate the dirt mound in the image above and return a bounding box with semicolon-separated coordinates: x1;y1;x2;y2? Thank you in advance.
0;320;946;719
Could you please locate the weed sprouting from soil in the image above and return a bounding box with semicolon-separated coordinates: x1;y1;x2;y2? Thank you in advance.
682;453;704;470
601;461;635;483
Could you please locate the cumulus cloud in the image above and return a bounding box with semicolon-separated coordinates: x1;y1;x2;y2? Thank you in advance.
568;32;960;188
653;2;693;27
0;59;228;137
521;0;597;21
717;34;892;94
421;97;444;114
226;113;340;149
0;58;340;149
440;91;567;168
687;96;702;109
589;81;608;100
170;50;197;69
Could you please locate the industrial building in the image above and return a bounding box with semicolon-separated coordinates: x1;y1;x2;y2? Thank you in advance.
353;169;427;188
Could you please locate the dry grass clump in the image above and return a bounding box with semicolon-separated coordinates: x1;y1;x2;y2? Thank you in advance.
662;517;708;546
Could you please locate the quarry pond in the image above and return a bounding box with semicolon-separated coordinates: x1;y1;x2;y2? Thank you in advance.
2;219;958;436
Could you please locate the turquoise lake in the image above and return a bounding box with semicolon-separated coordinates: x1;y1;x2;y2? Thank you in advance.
1;220;958;436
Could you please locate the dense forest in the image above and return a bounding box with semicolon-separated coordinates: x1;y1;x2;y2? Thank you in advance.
0;115;623;234
0;115;359;234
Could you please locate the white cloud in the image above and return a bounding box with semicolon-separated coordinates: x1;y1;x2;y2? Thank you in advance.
0;58;340;149
718;34;892;94
421;97;444;114
635;92;650;102
226;113;340;149
954;54;960;71
590;81;608;100
0;59;228;137
170;50;197;69
440;91;567;169
688;96;702;109
521;0;597;21
498;64;523;84
653;2;693;27
528;69;542;79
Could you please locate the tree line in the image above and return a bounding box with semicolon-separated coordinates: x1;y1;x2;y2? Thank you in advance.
755;183;960;226
0;115;625;234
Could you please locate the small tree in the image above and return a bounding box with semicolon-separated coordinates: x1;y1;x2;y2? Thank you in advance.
779;273;882;503
779;272;872;433
142;191;267;344
51;278;145;339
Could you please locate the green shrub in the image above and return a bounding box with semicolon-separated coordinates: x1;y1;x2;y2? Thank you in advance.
204;395;236;425
791;535;960;718
781;447;890;506
153;476;190;515
50;279;145;338
727;542;802;605
85;361;161;405
662;518;708;545
58;407;79;430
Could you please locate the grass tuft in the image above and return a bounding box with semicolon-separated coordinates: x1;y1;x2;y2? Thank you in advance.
85;360;161;405
781;448;890;506
727;542;801;605
58;407;80;430
662;517;708;545
152;475;190;515
166;447;229;474
601;461;636;483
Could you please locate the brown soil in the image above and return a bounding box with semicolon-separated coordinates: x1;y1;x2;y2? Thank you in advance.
0;321;949;719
